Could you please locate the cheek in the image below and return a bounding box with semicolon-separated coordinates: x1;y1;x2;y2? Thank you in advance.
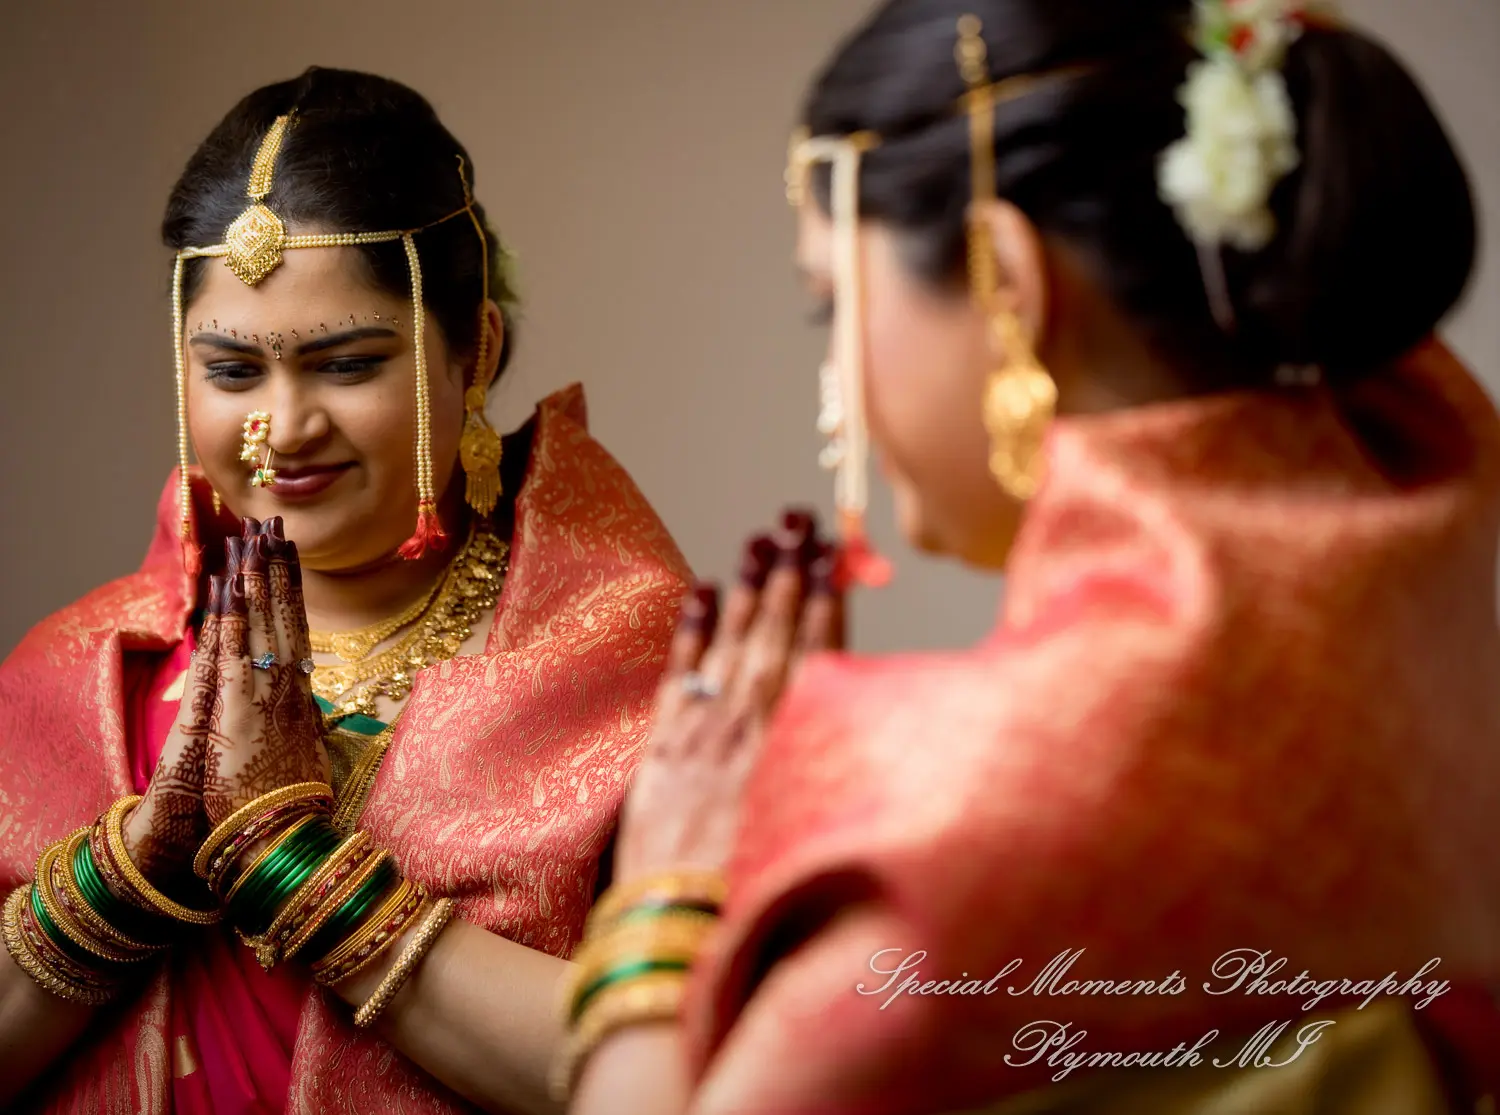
861;281;990;495
425;363;469;493
186;388;256;482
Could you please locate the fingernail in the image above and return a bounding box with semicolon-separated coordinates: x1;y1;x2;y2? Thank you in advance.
207;574;227;615
776;508;820;568
809;542;841;595
240;516;260;541
243;535;268;576
679;582;720;631
263;516;285;542
283;540;302;587
738;535;778;589
225;536;244;579
777;531;817;570
780;508;817;537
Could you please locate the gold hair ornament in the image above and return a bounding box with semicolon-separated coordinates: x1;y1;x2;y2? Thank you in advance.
955;15;1059;501
172;113;500;555
784;20;1085;562
784;129;892;588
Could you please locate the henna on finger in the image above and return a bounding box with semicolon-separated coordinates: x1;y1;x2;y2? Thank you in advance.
264;526;310;667
241;535;278;672
204;560;255;823
207;521;329;815
124;579;225;880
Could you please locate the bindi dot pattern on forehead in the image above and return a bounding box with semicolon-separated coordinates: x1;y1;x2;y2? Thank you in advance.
193;313;403;337
190;314;405;363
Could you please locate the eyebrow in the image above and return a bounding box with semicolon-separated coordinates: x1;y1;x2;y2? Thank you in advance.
188;326;400;358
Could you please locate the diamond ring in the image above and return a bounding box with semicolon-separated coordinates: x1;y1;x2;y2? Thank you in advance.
252;652;277;671
680;672;722;701
297;659;316;675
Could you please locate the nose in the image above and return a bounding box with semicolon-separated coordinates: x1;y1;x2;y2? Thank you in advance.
263;379;331;457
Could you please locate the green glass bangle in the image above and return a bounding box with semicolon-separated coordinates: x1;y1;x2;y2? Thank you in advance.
570;957;691;1023
230;818;338;918
231;822;341;936
236;829;342;938
30;883;113;971
72;838;172;944
256;827;343;922
220;813;322;903
300;861;397;964
227;836;306;922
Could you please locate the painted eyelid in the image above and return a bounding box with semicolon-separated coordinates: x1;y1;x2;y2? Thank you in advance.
319;355;388;372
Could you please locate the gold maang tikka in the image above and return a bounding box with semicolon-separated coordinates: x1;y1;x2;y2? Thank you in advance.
172;112;500;557
241;410;277;487
785;128;892;588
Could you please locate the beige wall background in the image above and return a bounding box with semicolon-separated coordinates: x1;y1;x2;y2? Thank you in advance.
1;0;1497;658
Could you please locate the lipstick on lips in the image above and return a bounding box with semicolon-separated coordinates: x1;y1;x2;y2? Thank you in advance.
265;462;353;500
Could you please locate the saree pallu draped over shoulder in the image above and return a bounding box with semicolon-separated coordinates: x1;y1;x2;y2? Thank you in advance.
0;384;690;1114
682;341;1500;1114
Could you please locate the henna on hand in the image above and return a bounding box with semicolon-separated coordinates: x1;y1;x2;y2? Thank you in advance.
123;574;226;885
204;523;329;823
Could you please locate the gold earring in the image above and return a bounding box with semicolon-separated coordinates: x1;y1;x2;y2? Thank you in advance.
456;157;504;517
242;411;277;488
212;489;224;515
983;310;1055;500
459;308;503;516
954;14;1056;501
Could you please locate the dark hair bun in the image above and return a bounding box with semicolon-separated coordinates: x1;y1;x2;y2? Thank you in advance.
1235;27;1476;378
803;1;1477;387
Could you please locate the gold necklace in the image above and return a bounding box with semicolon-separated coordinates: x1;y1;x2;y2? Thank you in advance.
310;576;443;662
311;522;509;721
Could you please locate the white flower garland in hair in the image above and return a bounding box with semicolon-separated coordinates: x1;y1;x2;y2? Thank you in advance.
1159;0;1332;253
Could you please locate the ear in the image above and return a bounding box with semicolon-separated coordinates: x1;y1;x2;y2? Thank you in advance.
464;299;506;389
969;199;1049;343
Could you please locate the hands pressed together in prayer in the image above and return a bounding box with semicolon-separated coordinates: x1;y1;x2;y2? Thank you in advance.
615;509;845;886
123;516;330;894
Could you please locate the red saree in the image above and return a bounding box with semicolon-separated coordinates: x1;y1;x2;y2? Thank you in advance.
683;342;1500;1113
0;385;690;1113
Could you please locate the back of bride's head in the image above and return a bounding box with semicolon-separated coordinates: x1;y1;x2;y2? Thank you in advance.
803;0;1475;384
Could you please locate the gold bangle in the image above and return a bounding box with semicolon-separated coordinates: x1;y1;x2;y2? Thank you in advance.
3;885;119;1006
253;831;373;968
281;848;391;963
194;782;334;879
586;870;727;935
352;897;455;1028
35;836;151;965
563;915;716;1020
550;970;687;1101
223;813;322;907
313;881;427;987
313;875;415;973
53;830;160;956
101;797;220;925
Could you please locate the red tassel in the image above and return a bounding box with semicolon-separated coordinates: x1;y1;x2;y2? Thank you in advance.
397;505;450;561
834;511;893;590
